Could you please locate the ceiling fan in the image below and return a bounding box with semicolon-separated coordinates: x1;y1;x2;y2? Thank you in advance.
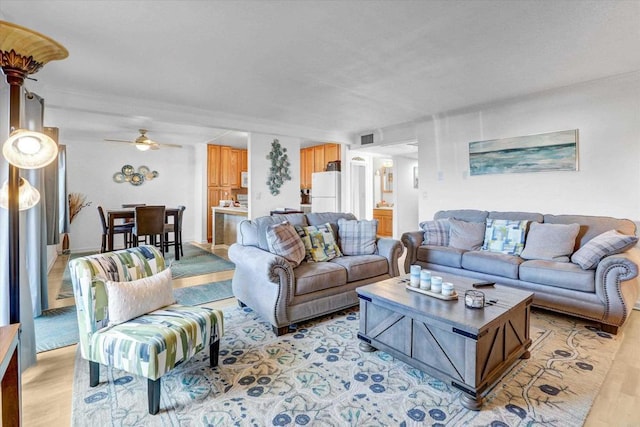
104;129;183;151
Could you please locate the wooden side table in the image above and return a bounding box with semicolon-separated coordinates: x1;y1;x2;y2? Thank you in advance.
0;324;20;426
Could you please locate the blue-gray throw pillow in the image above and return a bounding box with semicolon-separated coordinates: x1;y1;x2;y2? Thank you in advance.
337;218;377;255
420;219;450;246
520;222;580;263
448;218;485;251
571;230;638;270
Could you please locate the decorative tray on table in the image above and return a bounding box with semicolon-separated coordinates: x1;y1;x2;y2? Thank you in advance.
405;284;459;300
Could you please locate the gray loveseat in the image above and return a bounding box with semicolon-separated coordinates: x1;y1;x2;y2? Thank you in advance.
229;212;403;335
402;209;640;334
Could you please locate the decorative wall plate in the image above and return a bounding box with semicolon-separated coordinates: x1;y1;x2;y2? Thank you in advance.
130;173;144;186
113;172;126;183
121;164;135;176
138;165;150;174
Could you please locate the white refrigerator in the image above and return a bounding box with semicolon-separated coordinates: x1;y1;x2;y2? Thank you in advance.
311;171;341;212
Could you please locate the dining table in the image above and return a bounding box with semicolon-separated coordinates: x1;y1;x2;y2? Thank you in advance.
106;207;182;259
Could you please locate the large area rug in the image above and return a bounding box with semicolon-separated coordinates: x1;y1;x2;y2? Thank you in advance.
35;280;233;353
71;306;622;426
57;243;235;299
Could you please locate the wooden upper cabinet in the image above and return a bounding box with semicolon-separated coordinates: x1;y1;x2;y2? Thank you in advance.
229;149;240;188
313;145;325;172
207;145;221;186
220;146;231;187
324;143;340;163
300;147;312;189
241;149;248;172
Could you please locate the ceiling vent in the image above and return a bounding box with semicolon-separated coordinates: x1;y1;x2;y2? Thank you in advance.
361;134;374;145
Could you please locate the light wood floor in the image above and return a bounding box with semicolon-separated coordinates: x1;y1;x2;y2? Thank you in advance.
20;245;640;426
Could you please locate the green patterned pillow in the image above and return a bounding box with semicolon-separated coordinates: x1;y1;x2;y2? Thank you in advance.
482;219;530;255
295;223;342;262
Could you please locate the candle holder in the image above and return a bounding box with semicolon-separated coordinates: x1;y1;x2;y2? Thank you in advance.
465;290;485;309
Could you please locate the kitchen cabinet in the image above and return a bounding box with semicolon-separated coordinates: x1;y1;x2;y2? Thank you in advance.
220;146;231;187
207;145;221;186
229;149;240;188
208;144;246;242
300;143;341;189
324;143;340;164
300;147;313;189
373;208;393;237
313;145;325;173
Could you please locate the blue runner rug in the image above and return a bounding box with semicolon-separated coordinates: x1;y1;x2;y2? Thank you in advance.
57;243;235;299
35;279;233;353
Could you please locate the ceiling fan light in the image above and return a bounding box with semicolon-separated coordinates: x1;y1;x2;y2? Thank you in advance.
0;177;41;211
135;143;151;151
2;129;58;169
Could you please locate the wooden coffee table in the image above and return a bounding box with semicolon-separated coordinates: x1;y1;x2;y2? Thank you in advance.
356;273;533;410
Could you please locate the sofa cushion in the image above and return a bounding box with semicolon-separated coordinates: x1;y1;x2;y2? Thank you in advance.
434;209;489;223
461;250;523;279
520;260;595;292
419;219;450;246
294;262;347;295
482;219;529;255
337;218;377;255
266;221;306;267
488;211;543;223
417;245;465;268
295;223;342;262
520;222;580;262
448;218;485;251
330;255;388;282
104;268;176;326
544;214;636;251
571;230;639;270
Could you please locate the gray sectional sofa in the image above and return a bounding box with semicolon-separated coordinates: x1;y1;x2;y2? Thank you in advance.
402;209;640;334
229;212;403;335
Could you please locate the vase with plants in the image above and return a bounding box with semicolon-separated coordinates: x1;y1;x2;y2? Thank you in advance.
64;192;92;254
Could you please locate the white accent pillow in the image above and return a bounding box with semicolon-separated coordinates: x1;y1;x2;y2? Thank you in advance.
105;268;176;325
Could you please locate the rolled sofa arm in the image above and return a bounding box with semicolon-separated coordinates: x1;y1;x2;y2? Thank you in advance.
401;231;423;274
228;243;295;327
594;246;640;328
376;238;404;277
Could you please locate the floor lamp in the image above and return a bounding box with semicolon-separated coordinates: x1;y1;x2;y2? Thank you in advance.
0;21;67;326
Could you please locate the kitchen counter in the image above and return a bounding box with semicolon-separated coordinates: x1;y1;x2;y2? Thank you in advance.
212;207;248;246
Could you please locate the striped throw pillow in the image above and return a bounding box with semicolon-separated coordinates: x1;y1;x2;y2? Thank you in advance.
337;218;377;255
419;219;450;246
571;230;638;270
266;221;306;267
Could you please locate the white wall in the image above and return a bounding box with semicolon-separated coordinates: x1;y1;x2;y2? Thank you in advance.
393;156;419;238
247;133;301;218
64;140;199;252
416;72;640;222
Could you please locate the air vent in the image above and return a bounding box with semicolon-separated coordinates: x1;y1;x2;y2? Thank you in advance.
361;134;374;145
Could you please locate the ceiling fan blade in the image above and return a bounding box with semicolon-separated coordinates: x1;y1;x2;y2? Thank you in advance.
104;138;134;143
157;142;183;148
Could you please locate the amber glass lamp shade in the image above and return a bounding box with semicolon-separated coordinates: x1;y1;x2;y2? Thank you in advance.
2;129;58;169
0;177;41;210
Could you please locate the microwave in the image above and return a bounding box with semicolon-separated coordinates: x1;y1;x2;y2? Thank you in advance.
241;171;248;188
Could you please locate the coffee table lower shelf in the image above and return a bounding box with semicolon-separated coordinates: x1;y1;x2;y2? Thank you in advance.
356;278;532;410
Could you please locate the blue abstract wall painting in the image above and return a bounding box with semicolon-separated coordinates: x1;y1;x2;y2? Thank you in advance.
469;129;578;176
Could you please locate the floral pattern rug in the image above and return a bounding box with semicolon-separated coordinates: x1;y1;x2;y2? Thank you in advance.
71;306;622;426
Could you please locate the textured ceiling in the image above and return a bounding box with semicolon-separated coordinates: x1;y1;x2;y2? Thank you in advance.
0;0;638;146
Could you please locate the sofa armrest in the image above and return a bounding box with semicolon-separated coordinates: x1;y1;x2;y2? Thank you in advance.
594;247;640;328
376;238;403;277
401;231;423;274
227;243;295;326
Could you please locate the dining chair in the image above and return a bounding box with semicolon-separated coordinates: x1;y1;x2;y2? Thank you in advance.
97;206;134;253
132;205;167;256
122;203;146;208
163;205;186;256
